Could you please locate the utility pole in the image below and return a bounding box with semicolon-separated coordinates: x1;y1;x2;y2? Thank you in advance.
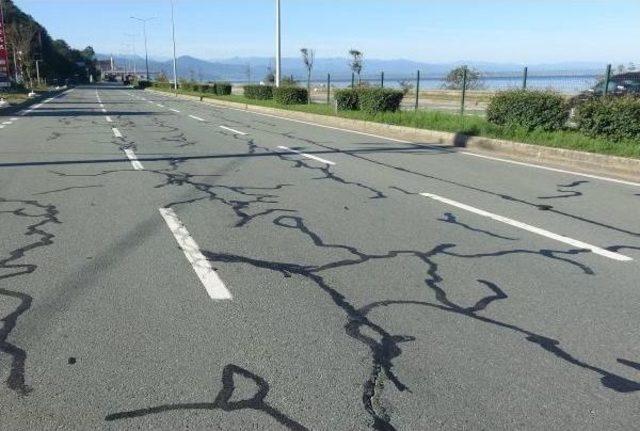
275;0;281;87
170;0;178;94
131;16;155;80
35;59;41;86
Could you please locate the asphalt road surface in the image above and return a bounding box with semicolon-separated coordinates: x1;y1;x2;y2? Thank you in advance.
1;84;639;430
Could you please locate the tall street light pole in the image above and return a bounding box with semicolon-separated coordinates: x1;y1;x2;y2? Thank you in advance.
131;16;154;80
275;0;281;87
170;0;178;95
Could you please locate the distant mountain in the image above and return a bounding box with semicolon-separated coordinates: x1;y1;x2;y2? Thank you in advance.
97;53;606;82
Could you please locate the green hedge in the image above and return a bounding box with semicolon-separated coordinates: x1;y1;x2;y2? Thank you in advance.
136;80;152;89
200;84;212;93
215;82;232;96
335;89;360;110
152;82;172;90
487;90;569;131
358;88;404;113
273;86;308;104
575;96;640;142
244;85;273;100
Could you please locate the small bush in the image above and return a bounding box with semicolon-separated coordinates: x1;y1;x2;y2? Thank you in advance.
487;90;569;131
358;88;404;113
215;82;232;96
575;96;640;142
244;85;273;100
136;80;152;89
152;82;172;90
335;89;360;110
200;84;212;93
273;86;308;105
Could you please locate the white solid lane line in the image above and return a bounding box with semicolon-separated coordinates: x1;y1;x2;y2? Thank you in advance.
219;125;247;135
189;115;205;122
112;128;123;138
419;192;633;262
124;148;144;170
460;152;640;188
169;108;180;113
202;99;638;188
276;146;336;166
159;208;233;301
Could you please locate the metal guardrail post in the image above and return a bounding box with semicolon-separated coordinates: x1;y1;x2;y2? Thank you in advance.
603;64;612;96
381;71;384;88
327;73;331;104
351;72;355;89
415;70;420;111
522;66;528;90
461;68;467;116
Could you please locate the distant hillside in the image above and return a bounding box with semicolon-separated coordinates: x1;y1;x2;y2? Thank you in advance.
2;0;97;85
98;53;608;83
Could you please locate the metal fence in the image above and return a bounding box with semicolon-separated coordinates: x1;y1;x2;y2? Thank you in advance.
224;64;625;116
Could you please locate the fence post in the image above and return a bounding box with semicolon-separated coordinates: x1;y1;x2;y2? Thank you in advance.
351;72;355;88
522;66;528;90
327;73;331;104
415;70;420;111
381;71;384;88
461;68;468;116
603;64;612;96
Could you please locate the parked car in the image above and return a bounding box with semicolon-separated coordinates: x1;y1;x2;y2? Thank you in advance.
571;72;640;106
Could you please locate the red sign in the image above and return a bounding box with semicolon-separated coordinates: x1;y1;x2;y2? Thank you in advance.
0;2;10;86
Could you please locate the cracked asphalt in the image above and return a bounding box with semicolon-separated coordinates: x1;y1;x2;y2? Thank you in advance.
1;84;639;430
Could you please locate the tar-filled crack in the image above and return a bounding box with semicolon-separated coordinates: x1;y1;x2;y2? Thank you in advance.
105;364;310;430
195;213;637;430
0;198;60;396
538;180;589;200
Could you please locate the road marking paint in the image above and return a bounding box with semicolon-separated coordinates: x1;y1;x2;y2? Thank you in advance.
156;103;165;108
10;117;18;121
105;116;113;123
169;108;180;113
0;125;4;129
460;152;640;188
276;146;336;166
112;128;123;138
101;108;107;113
419;192;633;262
159;208;233;301
219;125;247;135
201;98;640;188
2;121;12;125
189;115;205;122
148;100;154;104
124;148;144;170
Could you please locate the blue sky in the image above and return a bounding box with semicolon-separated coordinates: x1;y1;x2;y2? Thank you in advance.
12;0;640;64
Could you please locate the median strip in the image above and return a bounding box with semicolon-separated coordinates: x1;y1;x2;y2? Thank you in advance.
276;146;336;166
159;208;232;301
419;192;633;262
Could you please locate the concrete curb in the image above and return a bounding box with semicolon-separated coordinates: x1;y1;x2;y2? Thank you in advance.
0;88;70;116
146;89;640;183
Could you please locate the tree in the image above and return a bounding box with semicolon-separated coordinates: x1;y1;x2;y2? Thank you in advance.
444;65;482;90
398;80;414;96
348;49;363;86
300;48;314;103
6;21;38;88
628;62;637;72
157;70;169;83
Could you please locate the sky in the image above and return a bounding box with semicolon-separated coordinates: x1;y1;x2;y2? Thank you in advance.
11;0;640;64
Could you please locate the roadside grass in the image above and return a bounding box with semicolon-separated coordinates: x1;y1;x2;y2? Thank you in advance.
152;87;640;159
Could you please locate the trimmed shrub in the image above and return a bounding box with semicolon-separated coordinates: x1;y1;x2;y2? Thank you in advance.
215;82;232;96
200;84;212;93
273;86;308;105
152;82;172;90
244;84;273;100
358;88;404;113
335;89;360;110
487;90;569;131
575;96;640;142
136;80;152;89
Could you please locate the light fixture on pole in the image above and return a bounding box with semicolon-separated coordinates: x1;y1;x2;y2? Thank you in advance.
130;16;155;80
275;0;281;87
170;0;178;95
